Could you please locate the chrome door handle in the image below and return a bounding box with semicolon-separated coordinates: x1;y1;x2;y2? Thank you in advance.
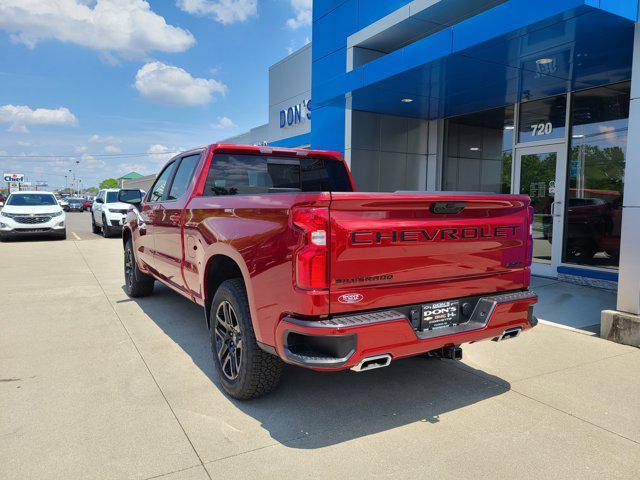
551;201;562;217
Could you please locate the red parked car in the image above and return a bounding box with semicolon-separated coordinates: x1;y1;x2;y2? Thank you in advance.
82;199;93;211
118;144;537;399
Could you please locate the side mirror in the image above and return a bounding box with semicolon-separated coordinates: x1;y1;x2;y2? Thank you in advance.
95;197;104;204
118;189;144;207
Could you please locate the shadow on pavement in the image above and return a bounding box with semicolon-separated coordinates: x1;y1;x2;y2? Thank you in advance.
127;283;511;449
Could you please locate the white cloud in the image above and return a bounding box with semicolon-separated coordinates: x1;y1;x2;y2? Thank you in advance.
0;0;195;60
119;162;150;175
81;153;106;169
135;61;227;106
286;0;311;29
0;104;78;133
177;0;257;24
75;145;89;153
104;145;122;153
147;144;177;160
89;134;121;144
212;116;237;129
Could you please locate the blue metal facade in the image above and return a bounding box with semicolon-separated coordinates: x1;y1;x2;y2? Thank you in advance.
311;0;639;152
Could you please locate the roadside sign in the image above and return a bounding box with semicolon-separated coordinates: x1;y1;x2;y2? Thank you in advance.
9;182;19;193
4;173;25;182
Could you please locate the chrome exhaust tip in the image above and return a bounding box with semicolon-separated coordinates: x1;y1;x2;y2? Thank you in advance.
351;354;392;372
493;327;522;342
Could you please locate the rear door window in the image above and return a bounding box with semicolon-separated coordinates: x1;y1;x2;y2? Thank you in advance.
203;154;352;196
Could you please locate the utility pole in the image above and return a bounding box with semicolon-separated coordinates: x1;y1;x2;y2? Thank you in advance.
75;159;80;196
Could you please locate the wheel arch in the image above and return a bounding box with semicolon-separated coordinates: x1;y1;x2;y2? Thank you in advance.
203;254;249;330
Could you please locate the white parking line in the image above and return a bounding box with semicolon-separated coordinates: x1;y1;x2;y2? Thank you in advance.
71;231;81;241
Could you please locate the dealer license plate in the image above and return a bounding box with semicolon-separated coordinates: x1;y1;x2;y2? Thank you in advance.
422;300;461;330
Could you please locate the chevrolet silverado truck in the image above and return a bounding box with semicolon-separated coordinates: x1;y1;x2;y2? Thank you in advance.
119;144;537;400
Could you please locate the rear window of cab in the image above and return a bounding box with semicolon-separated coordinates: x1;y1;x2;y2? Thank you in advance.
204;154;353;196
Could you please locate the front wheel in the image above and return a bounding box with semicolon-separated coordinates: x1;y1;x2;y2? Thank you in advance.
92;214;101;234
102;215;111;238
210;279;282;400
124;239;154;297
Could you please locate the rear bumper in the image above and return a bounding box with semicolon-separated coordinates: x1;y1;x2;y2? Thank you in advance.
273;290;537;370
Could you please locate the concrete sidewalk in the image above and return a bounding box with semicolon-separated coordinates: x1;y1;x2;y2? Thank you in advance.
1;238;639;480
531;275;617;332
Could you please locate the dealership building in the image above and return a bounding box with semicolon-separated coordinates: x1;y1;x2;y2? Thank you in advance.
221;0;640;343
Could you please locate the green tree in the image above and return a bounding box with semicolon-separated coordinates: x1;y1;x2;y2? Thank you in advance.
99;178;118;189
85;186;99;194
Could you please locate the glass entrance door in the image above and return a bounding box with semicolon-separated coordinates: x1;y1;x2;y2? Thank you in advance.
514;145;567;277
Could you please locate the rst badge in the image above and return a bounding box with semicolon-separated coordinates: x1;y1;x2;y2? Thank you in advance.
338;293;364;304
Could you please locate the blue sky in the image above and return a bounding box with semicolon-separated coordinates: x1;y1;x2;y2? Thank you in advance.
0;0;311;189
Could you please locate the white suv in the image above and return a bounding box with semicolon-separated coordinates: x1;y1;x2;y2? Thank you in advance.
91;189;131;238
0;191;66;241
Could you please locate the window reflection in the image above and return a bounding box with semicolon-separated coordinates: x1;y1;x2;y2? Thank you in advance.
564;82;630;269
518;95;567;143
444;105;514;193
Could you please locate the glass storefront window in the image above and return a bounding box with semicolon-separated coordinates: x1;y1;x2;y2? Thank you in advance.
518;95;567;143
564;82;630;269
444;105;514;193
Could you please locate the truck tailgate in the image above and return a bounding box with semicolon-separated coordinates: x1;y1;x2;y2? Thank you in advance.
328;192;531;314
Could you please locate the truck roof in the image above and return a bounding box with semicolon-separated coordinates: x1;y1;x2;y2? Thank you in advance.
205;144;344;160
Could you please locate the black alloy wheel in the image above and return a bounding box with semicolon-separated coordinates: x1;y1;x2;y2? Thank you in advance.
123;239;154;297
214;300;243;381
124;245;135;291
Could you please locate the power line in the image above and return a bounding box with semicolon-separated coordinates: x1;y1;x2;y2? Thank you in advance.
0;151;180;159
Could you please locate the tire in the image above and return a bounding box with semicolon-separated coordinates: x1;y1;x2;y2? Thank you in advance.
102;215;111;238
92;214;101;234
566;239;597;262
56;229;67;240
124;239;154;297
210;279;282;400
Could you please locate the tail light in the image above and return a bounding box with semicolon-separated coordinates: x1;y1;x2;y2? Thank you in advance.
525;206;534;266
292;207;329;290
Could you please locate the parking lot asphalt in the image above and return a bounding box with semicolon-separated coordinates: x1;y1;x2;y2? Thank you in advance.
64;210;97;240
1;235;639;480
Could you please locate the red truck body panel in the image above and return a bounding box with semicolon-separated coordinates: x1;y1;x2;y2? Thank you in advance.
328;192;531;315
124;144;536;371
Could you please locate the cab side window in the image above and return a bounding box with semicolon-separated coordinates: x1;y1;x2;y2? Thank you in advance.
167;154;200;201
148;161;176;203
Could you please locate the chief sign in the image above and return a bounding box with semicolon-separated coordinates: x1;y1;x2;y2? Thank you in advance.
4;173;25;183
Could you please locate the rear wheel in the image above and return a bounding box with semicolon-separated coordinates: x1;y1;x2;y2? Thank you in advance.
124;239;154;297
210;279;282;400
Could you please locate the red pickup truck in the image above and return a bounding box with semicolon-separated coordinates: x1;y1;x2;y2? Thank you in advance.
119;144;537;400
